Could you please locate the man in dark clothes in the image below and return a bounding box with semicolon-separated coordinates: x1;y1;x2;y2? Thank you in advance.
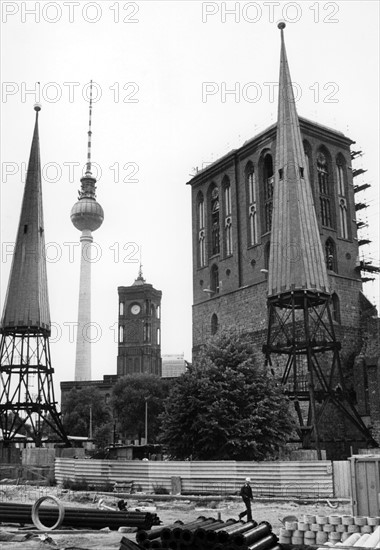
239;477;253;522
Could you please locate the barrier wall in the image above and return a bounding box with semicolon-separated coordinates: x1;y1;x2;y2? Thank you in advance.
55;458;337;498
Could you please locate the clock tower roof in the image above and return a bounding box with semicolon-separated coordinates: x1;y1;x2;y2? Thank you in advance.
133;264;146;286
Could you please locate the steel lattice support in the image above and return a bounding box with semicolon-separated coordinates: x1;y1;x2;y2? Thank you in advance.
0;329;69;447
263;291;377;456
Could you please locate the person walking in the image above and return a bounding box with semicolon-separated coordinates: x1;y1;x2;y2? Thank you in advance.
239;477;253;522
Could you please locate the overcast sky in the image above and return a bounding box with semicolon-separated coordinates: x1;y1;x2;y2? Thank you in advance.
1;1;379;398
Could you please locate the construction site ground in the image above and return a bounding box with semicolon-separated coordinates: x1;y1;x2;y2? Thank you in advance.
0;484;352;549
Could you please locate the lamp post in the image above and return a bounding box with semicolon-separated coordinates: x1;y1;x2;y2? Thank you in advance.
112;409;118;446
89;405;93;439
144;396;150;445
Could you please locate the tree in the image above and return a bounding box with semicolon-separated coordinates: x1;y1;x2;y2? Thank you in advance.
111;374;172;444
159;332;295;460
62;387;111;446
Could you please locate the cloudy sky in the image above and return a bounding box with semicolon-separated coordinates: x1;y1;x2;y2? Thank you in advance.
1;1;379;397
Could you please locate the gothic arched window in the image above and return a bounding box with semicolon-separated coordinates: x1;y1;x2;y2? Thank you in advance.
119;302;124;316
317;151;333;228
197;192;206;267
211;313;218;335
209;185;220;256
263;154;274;233
223;178;233;256
246;162;258;246
336;156;348;239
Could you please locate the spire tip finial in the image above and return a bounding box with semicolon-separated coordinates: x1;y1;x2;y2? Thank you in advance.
34;103;42;112
277;21;286;30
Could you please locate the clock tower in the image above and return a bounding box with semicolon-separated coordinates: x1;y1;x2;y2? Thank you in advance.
117;268;162;376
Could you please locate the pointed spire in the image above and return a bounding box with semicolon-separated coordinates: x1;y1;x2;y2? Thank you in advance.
268;23;330;300
1;105;50;333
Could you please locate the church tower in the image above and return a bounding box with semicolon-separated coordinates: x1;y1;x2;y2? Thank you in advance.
263;23;376;454
70;82;104;381
0;105;69;446
117;268;162;376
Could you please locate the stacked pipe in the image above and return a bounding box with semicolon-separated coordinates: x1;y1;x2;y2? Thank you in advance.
278;514;380;546
134;516;279;550
0;502;160;530
321;527;380;549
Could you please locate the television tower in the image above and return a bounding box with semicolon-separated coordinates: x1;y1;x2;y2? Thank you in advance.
0;105;69;446
70;82;104;381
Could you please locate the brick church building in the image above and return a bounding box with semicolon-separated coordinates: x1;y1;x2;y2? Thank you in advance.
187;46;379;448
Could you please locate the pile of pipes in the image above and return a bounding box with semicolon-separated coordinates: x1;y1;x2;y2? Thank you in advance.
279;514;380;546
0;502;160;531
133;516;279;550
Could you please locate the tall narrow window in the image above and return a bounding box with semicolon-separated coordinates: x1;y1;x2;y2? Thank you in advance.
263;154;274;233
143;323;151;342
339;198;348;239
336;159;348;239
247;165;258;245
210;187;220;256
119;302;124;316
325;238;337;272
198;194;206;267
264;241;270;271
332;293;341;323
317;151;332;228
210;264;219;294
224;183;233;256
211;313;218;335
119;325;124;343
336;161;345;197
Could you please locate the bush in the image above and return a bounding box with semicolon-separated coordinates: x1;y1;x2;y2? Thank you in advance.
46;473;56;486
152;483;169;495
62;477;89;491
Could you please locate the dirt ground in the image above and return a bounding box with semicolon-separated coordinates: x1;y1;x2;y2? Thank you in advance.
0;484;352;549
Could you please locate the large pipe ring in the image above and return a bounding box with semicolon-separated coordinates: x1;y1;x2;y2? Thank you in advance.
31;495;65;531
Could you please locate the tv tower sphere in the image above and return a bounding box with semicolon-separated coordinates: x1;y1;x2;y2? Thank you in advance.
70;182;104;231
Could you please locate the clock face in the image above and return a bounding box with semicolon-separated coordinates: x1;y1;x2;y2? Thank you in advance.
131;304;141;315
